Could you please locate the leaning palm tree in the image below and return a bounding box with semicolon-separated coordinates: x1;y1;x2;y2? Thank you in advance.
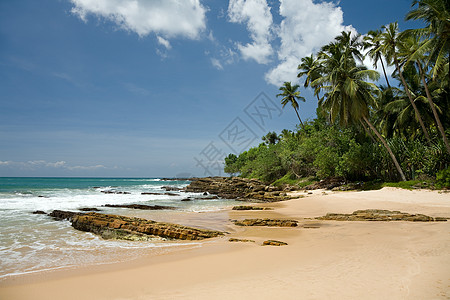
379;22;432;144
405;0;450;81
277;82;306;129
316;35;407;181
363;29;391;88
399;34;450;154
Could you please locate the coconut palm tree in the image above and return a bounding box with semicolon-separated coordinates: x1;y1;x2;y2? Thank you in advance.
379;22;432;144
363;29;391;88
316;33;407;181
399;34;450;154
405;0;450;81
277;82;306;129
297;54;323;101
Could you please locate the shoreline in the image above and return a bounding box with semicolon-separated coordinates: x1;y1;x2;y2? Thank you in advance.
1;187;449;299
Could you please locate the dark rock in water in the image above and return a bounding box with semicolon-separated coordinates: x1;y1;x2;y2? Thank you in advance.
49;210;82;221
38;195;46;198
185;177;293;202
32;210;47;215
161;186;182;191
141;192;160;195
101;191;131;194
181;198;192;202
79;207;101;212
71;212;224;240
232;218;298;227
316;209;447;222
104;204;176;210
262;240;288;246
232;206;272;211
164;192;179;196
203;192;208;196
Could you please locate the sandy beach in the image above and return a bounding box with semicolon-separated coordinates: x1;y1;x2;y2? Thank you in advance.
1;187;449;299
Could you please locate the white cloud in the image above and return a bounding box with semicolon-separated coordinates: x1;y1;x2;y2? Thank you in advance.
264;0;355;86
156;36;171;49
211;58;224;70
70;0;207;39
228;0;274;64
0;160;106;171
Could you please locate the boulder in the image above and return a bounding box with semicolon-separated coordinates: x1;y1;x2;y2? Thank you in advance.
32;210;47;215
79;207;101;212
262;240;288;246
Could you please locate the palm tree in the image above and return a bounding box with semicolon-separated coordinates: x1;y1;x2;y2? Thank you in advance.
297;54;323;101
379;22;432;144
277;82;306;129
363;29;391;88
405;0;450;81
399;34;450;154
316;33;407;181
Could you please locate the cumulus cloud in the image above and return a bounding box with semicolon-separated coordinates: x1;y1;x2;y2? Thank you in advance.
228;0;274;64
70;0;207;39
156;36;171;49
265;0;356;86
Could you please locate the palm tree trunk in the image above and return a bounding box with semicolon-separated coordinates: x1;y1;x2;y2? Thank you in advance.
359;119;376;143
363;116;407;181
294;108;304;129
417;62;450;155
394;56;432;144
380;57;391;89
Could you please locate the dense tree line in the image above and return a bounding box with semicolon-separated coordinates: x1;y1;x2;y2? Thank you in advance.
224;0;449;186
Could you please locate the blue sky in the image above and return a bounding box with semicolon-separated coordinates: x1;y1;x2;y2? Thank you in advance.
0;0;417;177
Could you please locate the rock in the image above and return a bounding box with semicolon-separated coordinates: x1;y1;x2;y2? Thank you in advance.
79;207;101;212
231;206;271;211
141;192;161;195
203;192;208;195
71;212;224;240
229;238;255;243
101;191;131;194
161;186;182;191
163;192;179;196
104;204;176;210
49;210;81;221
305;177;346;190
32;210;47;215
316;209;447;222
181;198;192;202
262;240;288;246
232;218;298;227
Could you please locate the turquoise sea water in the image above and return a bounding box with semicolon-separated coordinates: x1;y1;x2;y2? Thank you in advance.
0;177;235;279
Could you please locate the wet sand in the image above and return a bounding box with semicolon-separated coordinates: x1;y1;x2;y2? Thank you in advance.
1;187;449;299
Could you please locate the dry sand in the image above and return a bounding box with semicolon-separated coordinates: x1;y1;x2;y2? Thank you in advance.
1;187;449;299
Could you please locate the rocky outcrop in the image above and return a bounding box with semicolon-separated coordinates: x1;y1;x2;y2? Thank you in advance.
49;210;81;221
232;218;298;227
262;240;288;246
79;207;101;211
104;204;176;210
161;186;182;191
32;210;47;215
232;206;272;211
229;238;255;243
71;212;224;240
317;209;448;222
185;177;293;202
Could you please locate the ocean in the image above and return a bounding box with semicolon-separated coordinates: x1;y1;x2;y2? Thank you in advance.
0;177;236;279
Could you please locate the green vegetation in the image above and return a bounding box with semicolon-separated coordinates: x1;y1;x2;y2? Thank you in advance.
224;0;449;189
